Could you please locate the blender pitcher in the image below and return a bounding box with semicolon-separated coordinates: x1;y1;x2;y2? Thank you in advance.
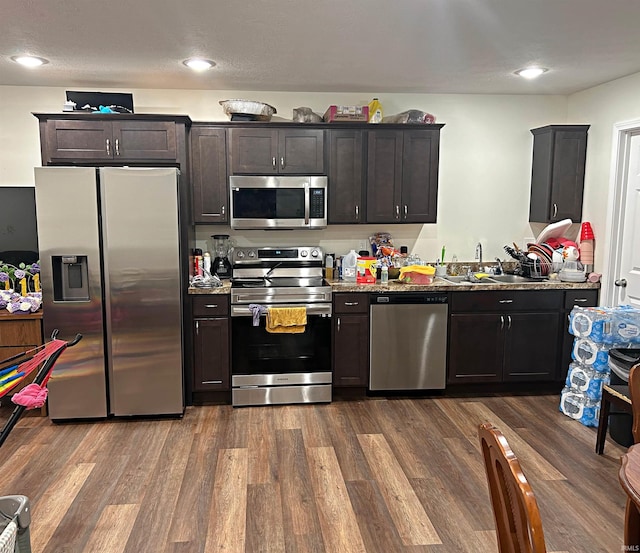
211;234;233;278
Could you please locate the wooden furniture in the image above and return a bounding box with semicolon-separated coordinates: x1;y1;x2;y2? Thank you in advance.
478;422;547;553
34;114;191;166
192;296;230;401
595;384;632;454
228;127;324;175
619;443;640;549
327;129;364;224
190;125;228;224
366;128;441;223
332;293;369;387
0;311;44;414
529;125;589;223
448;290;562;384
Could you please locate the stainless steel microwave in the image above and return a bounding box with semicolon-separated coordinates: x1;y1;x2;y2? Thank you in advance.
229;175;327;230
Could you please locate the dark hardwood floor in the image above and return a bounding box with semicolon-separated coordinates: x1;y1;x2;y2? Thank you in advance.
0;394;627;552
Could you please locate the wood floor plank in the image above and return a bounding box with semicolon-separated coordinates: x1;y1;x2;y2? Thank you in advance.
357;433;441;546
246;483;286;553
307;446;366;553
31;462;95;552
204;448;249;553
247;406;279;485
82;504;140;553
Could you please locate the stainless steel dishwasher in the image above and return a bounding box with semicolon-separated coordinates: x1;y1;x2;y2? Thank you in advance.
369;292;448;391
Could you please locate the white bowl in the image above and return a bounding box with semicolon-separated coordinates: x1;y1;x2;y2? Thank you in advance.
219;99;277;121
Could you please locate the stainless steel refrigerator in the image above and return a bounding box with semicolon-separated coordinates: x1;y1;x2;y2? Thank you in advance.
34;167;184;420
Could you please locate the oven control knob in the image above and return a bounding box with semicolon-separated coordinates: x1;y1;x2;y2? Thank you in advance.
236;251;245;259
300;250;308;257
248;250;256;258
311;249;319;258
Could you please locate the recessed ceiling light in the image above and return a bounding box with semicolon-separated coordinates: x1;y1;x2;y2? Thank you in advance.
515;66;548;79
11;55;49;67
183;58;216;71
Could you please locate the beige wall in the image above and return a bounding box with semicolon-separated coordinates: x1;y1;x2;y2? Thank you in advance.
0;86;571;263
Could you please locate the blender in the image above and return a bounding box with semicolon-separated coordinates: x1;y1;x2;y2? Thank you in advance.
211;234;232;278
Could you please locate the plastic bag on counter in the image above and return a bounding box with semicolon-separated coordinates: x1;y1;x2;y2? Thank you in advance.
382;110;436;124
292;107;323;123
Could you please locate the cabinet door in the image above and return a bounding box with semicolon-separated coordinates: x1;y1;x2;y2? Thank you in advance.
193;318;230;391
328;130;364;223
191;127;228;224
448;313;503;383
111;121;178;161
333;314;369;387
44;120;113;161
400;129;440;223
503;312;560;381
549;129;587;222
278;129;325;174
366;130;402;223
229;129;278;174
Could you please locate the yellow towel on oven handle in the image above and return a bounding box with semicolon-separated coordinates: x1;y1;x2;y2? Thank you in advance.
266;307;307;334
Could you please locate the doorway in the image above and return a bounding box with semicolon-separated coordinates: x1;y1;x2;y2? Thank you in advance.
604;119;640;308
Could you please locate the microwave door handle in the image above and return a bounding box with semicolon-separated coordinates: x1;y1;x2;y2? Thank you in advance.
304;184;310;225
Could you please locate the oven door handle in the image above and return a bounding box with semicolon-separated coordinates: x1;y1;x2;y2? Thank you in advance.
231;303;332;317
304;183;310;225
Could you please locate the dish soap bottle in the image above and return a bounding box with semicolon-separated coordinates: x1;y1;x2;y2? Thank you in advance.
342;249;358;282
368;98;383;123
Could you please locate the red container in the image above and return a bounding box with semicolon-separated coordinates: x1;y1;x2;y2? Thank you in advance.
580;222;595;241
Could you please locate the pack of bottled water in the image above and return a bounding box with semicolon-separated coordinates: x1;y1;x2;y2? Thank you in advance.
569;305;640;344
559;387;600;427
565;362;609;400
572;338;625;372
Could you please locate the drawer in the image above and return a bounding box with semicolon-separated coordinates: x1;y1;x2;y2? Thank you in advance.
564;289;599;310
450;290;563;312
193;295;229;317
334;293;369;314
0;318;42;346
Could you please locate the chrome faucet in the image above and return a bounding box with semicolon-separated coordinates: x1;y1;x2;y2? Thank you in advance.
495;257;504;275
475;242;483;271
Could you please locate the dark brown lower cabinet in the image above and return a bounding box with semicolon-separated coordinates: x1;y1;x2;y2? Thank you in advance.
192;296;230;392
333;293;369;387
448;290;563;384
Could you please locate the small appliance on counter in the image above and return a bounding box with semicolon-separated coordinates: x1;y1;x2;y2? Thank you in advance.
211;234;232;278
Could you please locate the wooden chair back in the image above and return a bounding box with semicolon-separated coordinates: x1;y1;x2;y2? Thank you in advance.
478;422;547;553
628;363;640;443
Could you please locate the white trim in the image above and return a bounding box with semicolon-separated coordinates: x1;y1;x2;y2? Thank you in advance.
604;118;640;305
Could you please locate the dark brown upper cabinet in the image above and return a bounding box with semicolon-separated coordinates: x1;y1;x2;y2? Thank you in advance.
328;129;365;223
34;114;189;165
529;125;589;223
190;125;228;224
366;127;441;224
229;128;324;175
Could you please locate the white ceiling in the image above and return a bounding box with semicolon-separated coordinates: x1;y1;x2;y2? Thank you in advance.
3;0;640;95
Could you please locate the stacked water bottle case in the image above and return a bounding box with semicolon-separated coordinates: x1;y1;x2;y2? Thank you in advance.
560;305;640;426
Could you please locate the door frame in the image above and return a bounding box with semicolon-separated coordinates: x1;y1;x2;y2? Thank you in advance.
603;118;640;306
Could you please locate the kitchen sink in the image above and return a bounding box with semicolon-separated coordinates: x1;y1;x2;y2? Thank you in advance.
487;274;543;284
440;275;473;284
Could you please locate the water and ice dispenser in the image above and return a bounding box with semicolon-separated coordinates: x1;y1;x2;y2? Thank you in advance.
52;255;89;301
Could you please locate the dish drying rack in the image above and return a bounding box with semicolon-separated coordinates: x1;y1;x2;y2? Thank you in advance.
503;245;546;278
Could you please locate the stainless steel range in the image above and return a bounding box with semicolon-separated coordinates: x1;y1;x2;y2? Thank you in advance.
230;246;332;406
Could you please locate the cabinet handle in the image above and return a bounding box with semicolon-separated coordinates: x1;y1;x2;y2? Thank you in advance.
205;304;218;308
195;320;199;335
395;205;400;219
280;157;285;169
552;203;558;218
344;301;359;306
337;317;341;332
498;299;513;304
202;380;223;384
221;205;225;216
574;298;588;303
272;157;277;170
105;139;111;156
500;315;504;330
355;205;359;220
507;315;512;329
115;138;120;156
403;205;408;219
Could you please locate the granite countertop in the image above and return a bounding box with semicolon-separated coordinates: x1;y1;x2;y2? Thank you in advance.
188;278;599;295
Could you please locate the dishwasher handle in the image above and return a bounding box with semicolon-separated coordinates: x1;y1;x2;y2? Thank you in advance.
370;293;448;305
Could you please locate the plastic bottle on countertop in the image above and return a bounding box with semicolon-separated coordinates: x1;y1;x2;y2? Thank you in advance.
342;249;358;282
325;254;334;280
203;252;211;274
368;98;383;123
380;265;389;284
